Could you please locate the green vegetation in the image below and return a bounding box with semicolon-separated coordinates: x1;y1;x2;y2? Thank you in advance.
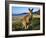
12;16;40;31
31;18;40;30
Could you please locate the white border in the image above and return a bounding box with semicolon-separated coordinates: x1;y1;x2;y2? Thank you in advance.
9;4;43;35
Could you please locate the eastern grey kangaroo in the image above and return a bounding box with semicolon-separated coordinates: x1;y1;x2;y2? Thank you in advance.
22;8;33;29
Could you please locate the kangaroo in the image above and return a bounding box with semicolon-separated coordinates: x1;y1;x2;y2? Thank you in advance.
22;8;33;29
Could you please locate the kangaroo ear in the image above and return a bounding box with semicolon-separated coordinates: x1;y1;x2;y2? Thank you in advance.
28;8;33;11
31;9;33;11
29;8;30;11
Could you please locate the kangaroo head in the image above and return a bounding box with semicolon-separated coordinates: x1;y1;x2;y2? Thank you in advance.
28;8;33;13
28;8;33;15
